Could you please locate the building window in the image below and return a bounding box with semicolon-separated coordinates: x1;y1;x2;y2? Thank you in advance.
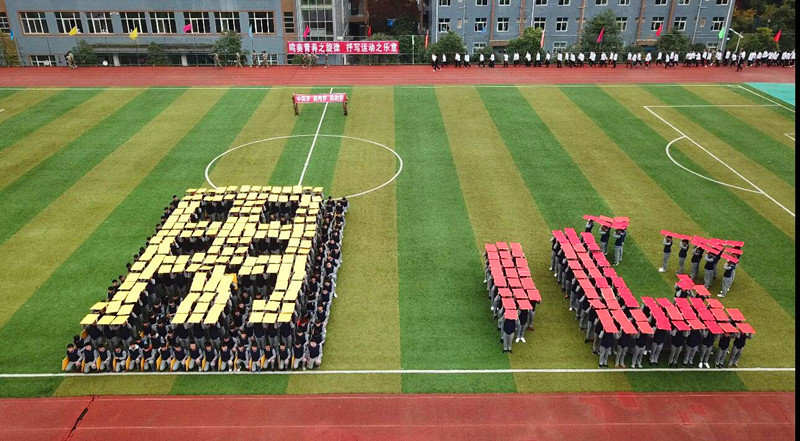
711;16;724;31
655;0;667;4
616;17;628;31
150;12;177;34
535;0;548;4
553;41;567;50
673;16;687;31
558;0;570;5
596;0;609;5
477;0;488;5
651;16;664;31
619;0;631;5
20;12;49;34
0;12;10;33
298;1;334;41
533;17;546;29
499;0;511;5
700;17;706;27
438;18;450;32
283;12;295;34
715;0;728;4
248;12;274;34
706;42;718;49
264;54;279;65
30;55;57;66
216;12;241;33
497;17;509;32
457;18;463;29
440;0;451;6
55;12;83;34
184;12;211;33
678;0;690;4
86;12;113;34
555;17;568;32
120;12;148;34
473;42;486;51
475;17;488;32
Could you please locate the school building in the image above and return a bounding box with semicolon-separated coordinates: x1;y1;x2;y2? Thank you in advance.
425;0;737;53
0;0;370;66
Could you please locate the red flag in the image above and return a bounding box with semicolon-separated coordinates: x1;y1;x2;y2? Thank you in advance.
540;29;545;48
774;29;781;42
302;25;310;40
596;27;604;44
424;29;429;49
367;25;372;37
656;24;663;37
183;23;193;33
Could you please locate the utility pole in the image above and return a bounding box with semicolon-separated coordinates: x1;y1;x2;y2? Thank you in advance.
691;0;706;44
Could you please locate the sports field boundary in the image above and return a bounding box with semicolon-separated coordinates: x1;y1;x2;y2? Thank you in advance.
0;367;793;378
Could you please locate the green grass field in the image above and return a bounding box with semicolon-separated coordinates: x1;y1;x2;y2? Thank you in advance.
0;83;794;397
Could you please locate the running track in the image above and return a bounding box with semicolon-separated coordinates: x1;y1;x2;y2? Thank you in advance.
1;392;794;441
0;64;795;87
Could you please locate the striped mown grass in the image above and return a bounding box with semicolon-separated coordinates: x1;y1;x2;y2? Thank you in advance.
0;89;59;124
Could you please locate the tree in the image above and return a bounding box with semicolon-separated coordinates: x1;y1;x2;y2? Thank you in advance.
741;27;779;52
212;30;242;64
427;31;466;60
146;42;170;66
732;8;757;32
0;32;20;66
71;40;98;66
577;10;624;52
507;27;545;57
655;29;692;53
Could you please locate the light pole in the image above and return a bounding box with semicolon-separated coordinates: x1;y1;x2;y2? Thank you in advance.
729;28;743;53
691;0;707;44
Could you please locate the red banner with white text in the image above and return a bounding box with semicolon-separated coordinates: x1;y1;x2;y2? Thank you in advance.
287;41;400;55
293;93;348;104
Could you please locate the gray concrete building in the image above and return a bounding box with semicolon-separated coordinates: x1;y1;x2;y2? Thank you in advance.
427;0;736;53
1;0;369;66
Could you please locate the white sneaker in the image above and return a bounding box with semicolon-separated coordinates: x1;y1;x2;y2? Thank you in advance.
515;338;520;343
698;362;704;368
521;337;526;343
548;267;553;271
658;268;666;273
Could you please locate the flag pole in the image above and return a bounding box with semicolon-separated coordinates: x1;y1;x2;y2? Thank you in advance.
411;35;415;64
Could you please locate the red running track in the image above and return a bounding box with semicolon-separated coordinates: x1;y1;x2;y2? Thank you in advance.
0;65;795;87
1;392;794;441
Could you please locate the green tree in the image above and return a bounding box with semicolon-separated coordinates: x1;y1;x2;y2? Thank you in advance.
741;26;779;52
507;27;545;57
655;29;692;53
71;40;98;66
577;10;624;52
212;30;242;64
732;8;757;32
427;31;466;60
146;42;170;66
0;32;20;66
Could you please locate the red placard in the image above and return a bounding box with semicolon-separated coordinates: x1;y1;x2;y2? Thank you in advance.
293;93;348;104
287;40;399;55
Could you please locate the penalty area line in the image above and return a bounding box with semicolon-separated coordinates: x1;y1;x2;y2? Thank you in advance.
0;367;794;378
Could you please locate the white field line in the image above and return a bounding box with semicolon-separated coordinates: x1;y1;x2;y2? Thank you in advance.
785;133;795;141
737;84;796;113
297;87;333;185
645;105;796;218
665;136;761;193
645;104;781;108
0;84;742;91
0;367;793;378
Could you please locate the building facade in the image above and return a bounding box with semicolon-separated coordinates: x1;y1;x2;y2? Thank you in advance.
1;0;367;66
428;0;736;53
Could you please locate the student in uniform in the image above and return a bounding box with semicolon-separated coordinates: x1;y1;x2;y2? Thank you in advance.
676;239;690;274
545;51;551;67
213;52;223;68
441;53;448;67
292;342;306;370
703;252;716;288
306;340;322;369
599;51;607;67
218;342;233;372
112;345;127;372
577;52;584;67
682;329;702;367
500;311;516;353
690;246;704;280
202;342;217;372
535;51;542;67
515;308;530;343
234;344;248;372
512;51;519;67
262;343;276;371
644;52;652;68
714;332;731;367
599;225;610;255
64;344;82;372
81;343;98;373
728;332;752;367
719;260;735;297
247;343;262;372
525;51;532;67
454;52;461;67
171;344;188;372
464;52;471;67
698;329;717;369
277;343;291;370
598;327;615;368
431;53;440;71
96;344;112;372
659;235;673;272
667;329;687;367
187;342;203;371
479;53;486;67
614;330;632;368
489;52;496;68
613;228;626;265
630;330;651;368
584;219;594;233
556;51;563;68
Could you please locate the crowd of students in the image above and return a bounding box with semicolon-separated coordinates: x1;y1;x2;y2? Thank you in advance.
432;49;795;71
64;195;348;373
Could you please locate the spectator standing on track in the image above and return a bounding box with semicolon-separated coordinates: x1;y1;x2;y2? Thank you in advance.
66;51;76;69
659;235;672;272
213;52;223;68
251;50;257;67
262;51;268;68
